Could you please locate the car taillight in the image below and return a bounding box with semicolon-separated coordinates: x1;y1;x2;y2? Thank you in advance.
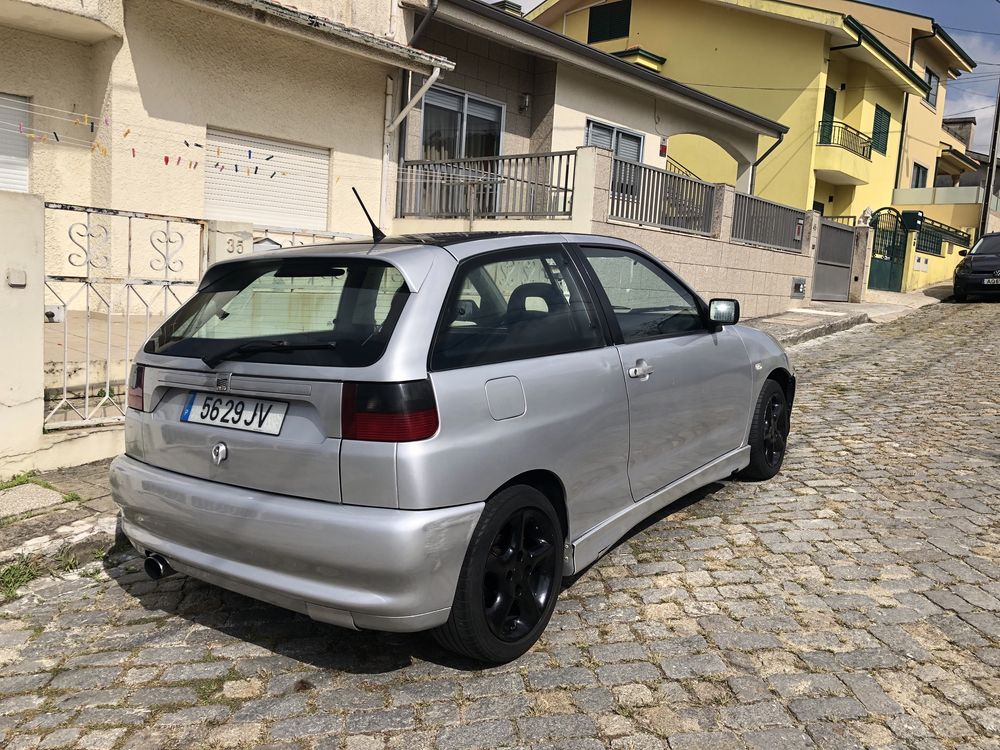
342;380;438;442
127;365;146;412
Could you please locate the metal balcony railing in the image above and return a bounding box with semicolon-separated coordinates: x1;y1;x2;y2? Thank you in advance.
817;120;873;160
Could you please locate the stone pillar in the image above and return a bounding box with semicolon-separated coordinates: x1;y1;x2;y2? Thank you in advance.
712;184;736;241
849;224;873;303
0;192;45;477
735;161;753;194
573;146;612;233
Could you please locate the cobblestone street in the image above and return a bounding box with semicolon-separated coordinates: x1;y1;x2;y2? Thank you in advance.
1;301;999;750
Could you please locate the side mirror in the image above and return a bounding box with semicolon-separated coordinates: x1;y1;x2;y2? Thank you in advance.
958;249;968;257
708;298;740;326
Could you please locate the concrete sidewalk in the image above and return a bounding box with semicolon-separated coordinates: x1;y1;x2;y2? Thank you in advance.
745;283;948;346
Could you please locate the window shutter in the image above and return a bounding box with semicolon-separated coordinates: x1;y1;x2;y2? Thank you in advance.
872;105;890;155
204;129;329;230
0;95;29;192
424;87;463;112
615;132;643;162
466;98;502;123
585;121;615;151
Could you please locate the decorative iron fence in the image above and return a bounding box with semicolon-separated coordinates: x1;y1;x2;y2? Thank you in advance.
915;217;972;256
43;203;205;430
608;159;716;234
817;120;873;160
396;151;576;219
732;193;806;252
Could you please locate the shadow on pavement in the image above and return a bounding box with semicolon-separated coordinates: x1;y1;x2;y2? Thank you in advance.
102;481;725;675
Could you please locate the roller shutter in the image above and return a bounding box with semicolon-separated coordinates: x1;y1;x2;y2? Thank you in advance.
0;95;29;192
204;128;329;230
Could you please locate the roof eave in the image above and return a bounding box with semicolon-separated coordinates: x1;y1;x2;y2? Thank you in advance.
843;17;929;96
933;24;978;72
172;0;454;74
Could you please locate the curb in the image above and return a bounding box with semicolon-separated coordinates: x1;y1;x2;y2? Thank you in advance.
773;312;871;347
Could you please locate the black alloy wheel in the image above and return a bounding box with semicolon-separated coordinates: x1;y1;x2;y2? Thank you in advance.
434;485;564;663
740;379;791;481
483;507;558;641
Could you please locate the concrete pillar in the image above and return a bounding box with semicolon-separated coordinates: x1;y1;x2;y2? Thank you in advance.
735;161;753;194
0;192;45;477
712;184;736;241
849;224;872;303
206;221;254;268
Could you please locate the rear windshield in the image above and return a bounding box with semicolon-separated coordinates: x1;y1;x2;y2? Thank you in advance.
145;258;408;367
970;235;1000;255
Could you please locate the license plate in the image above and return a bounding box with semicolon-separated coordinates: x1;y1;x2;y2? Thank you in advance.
983;278;1000;285
181;392;288;435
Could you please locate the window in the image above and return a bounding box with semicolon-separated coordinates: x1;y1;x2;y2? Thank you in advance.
580;247;705;341
146;258;407;368
422;86;504;160
911;163;929;189
585;120;643;162
924;68;940;108
0;94;29;192
872;105;891;155
204;129;330;230
588;0;631;43
431;249;603;370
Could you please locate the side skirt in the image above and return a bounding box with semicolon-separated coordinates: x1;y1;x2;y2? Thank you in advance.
568;446;751;575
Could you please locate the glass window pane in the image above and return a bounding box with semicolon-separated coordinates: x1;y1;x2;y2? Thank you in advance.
432;250;603;370
423;103;461;160
464;112;502;158
582;248;704;341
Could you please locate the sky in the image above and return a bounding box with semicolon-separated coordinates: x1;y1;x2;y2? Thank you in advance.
519;0;1000;154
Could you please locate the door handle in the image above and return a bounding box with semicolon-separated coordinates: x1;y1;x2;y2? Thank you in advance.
627;359;655;380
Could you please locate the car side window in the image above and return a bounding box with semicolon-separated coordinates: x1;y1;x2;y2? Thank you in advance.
431;248;604;370
580;247;705;342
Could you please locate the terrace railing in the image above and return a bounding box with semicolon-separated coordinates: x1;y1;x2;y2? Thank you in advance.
396;151;576;220
608;159;716;234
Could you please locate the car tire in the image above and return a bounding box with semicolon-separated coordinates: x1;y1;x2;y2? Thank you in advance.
954;291;967;303
739;379;790;481
433;485;563;664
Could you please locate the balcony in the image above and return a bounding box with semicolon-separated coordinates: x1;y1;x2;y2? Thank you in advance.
0;0;118;43
815;121;873;186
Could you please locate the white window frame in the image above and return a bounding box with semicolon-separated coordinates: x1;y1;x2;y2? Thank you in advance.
420;83;506;160
584;119;645;163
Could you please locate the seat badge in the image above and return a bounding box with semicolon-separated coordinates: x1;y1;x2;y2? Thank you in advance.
216;373;232;392
211;443;228;466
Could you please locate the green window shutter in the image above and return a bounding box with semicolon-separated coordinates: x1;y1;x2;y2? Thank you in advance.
872;105;890;156
588;0;631;44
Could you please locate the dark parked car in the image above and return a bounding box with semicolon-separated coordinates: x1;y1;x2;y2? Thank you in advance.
954;233;1000;302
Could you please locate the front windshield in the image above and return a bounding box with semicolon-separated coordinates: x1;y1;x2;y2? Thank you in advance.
970;235;1000;255
145;258;408;367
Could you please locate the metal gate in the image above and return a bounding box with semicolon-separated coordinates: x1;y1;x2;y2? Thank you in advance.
868;208;907;292
812;219;855;301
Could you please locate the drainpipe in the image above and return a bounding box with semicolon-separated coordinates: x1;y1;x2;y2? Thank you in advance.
380;76;395;227
749;132;784;195
393;0;442;177
387;66;441;133
410;0;439;46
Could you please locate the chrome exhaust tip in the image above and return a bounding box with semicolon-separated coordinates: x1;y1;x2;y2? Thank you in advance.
143;553;175;580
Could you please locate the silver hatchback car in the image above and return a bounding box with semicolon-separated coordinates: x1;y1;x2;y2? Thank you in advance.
111;232;794;663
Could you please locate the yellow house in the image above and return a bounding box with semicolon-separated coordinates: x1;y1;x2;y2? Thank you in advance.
528;0;929;222
806;0;980;292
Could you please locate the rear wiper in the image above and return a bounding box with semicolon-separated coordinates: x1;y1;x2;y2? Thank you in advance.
202;340;336;368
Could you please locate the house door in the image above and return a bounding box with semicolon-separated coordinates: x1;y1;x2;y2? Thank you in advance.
819;87;836;144
868;208;907;292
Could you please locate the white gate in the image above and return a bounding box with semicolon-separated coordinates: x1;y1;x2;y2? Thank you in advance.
43;203;206;430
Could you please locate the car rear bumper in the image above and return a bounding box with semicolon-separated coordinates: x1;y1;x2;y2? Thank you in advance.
955;278;1000;296
110;455;482;632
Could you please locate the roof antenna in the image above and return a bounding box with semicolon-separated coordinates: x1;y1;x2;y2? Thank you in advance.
352;187;386;244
